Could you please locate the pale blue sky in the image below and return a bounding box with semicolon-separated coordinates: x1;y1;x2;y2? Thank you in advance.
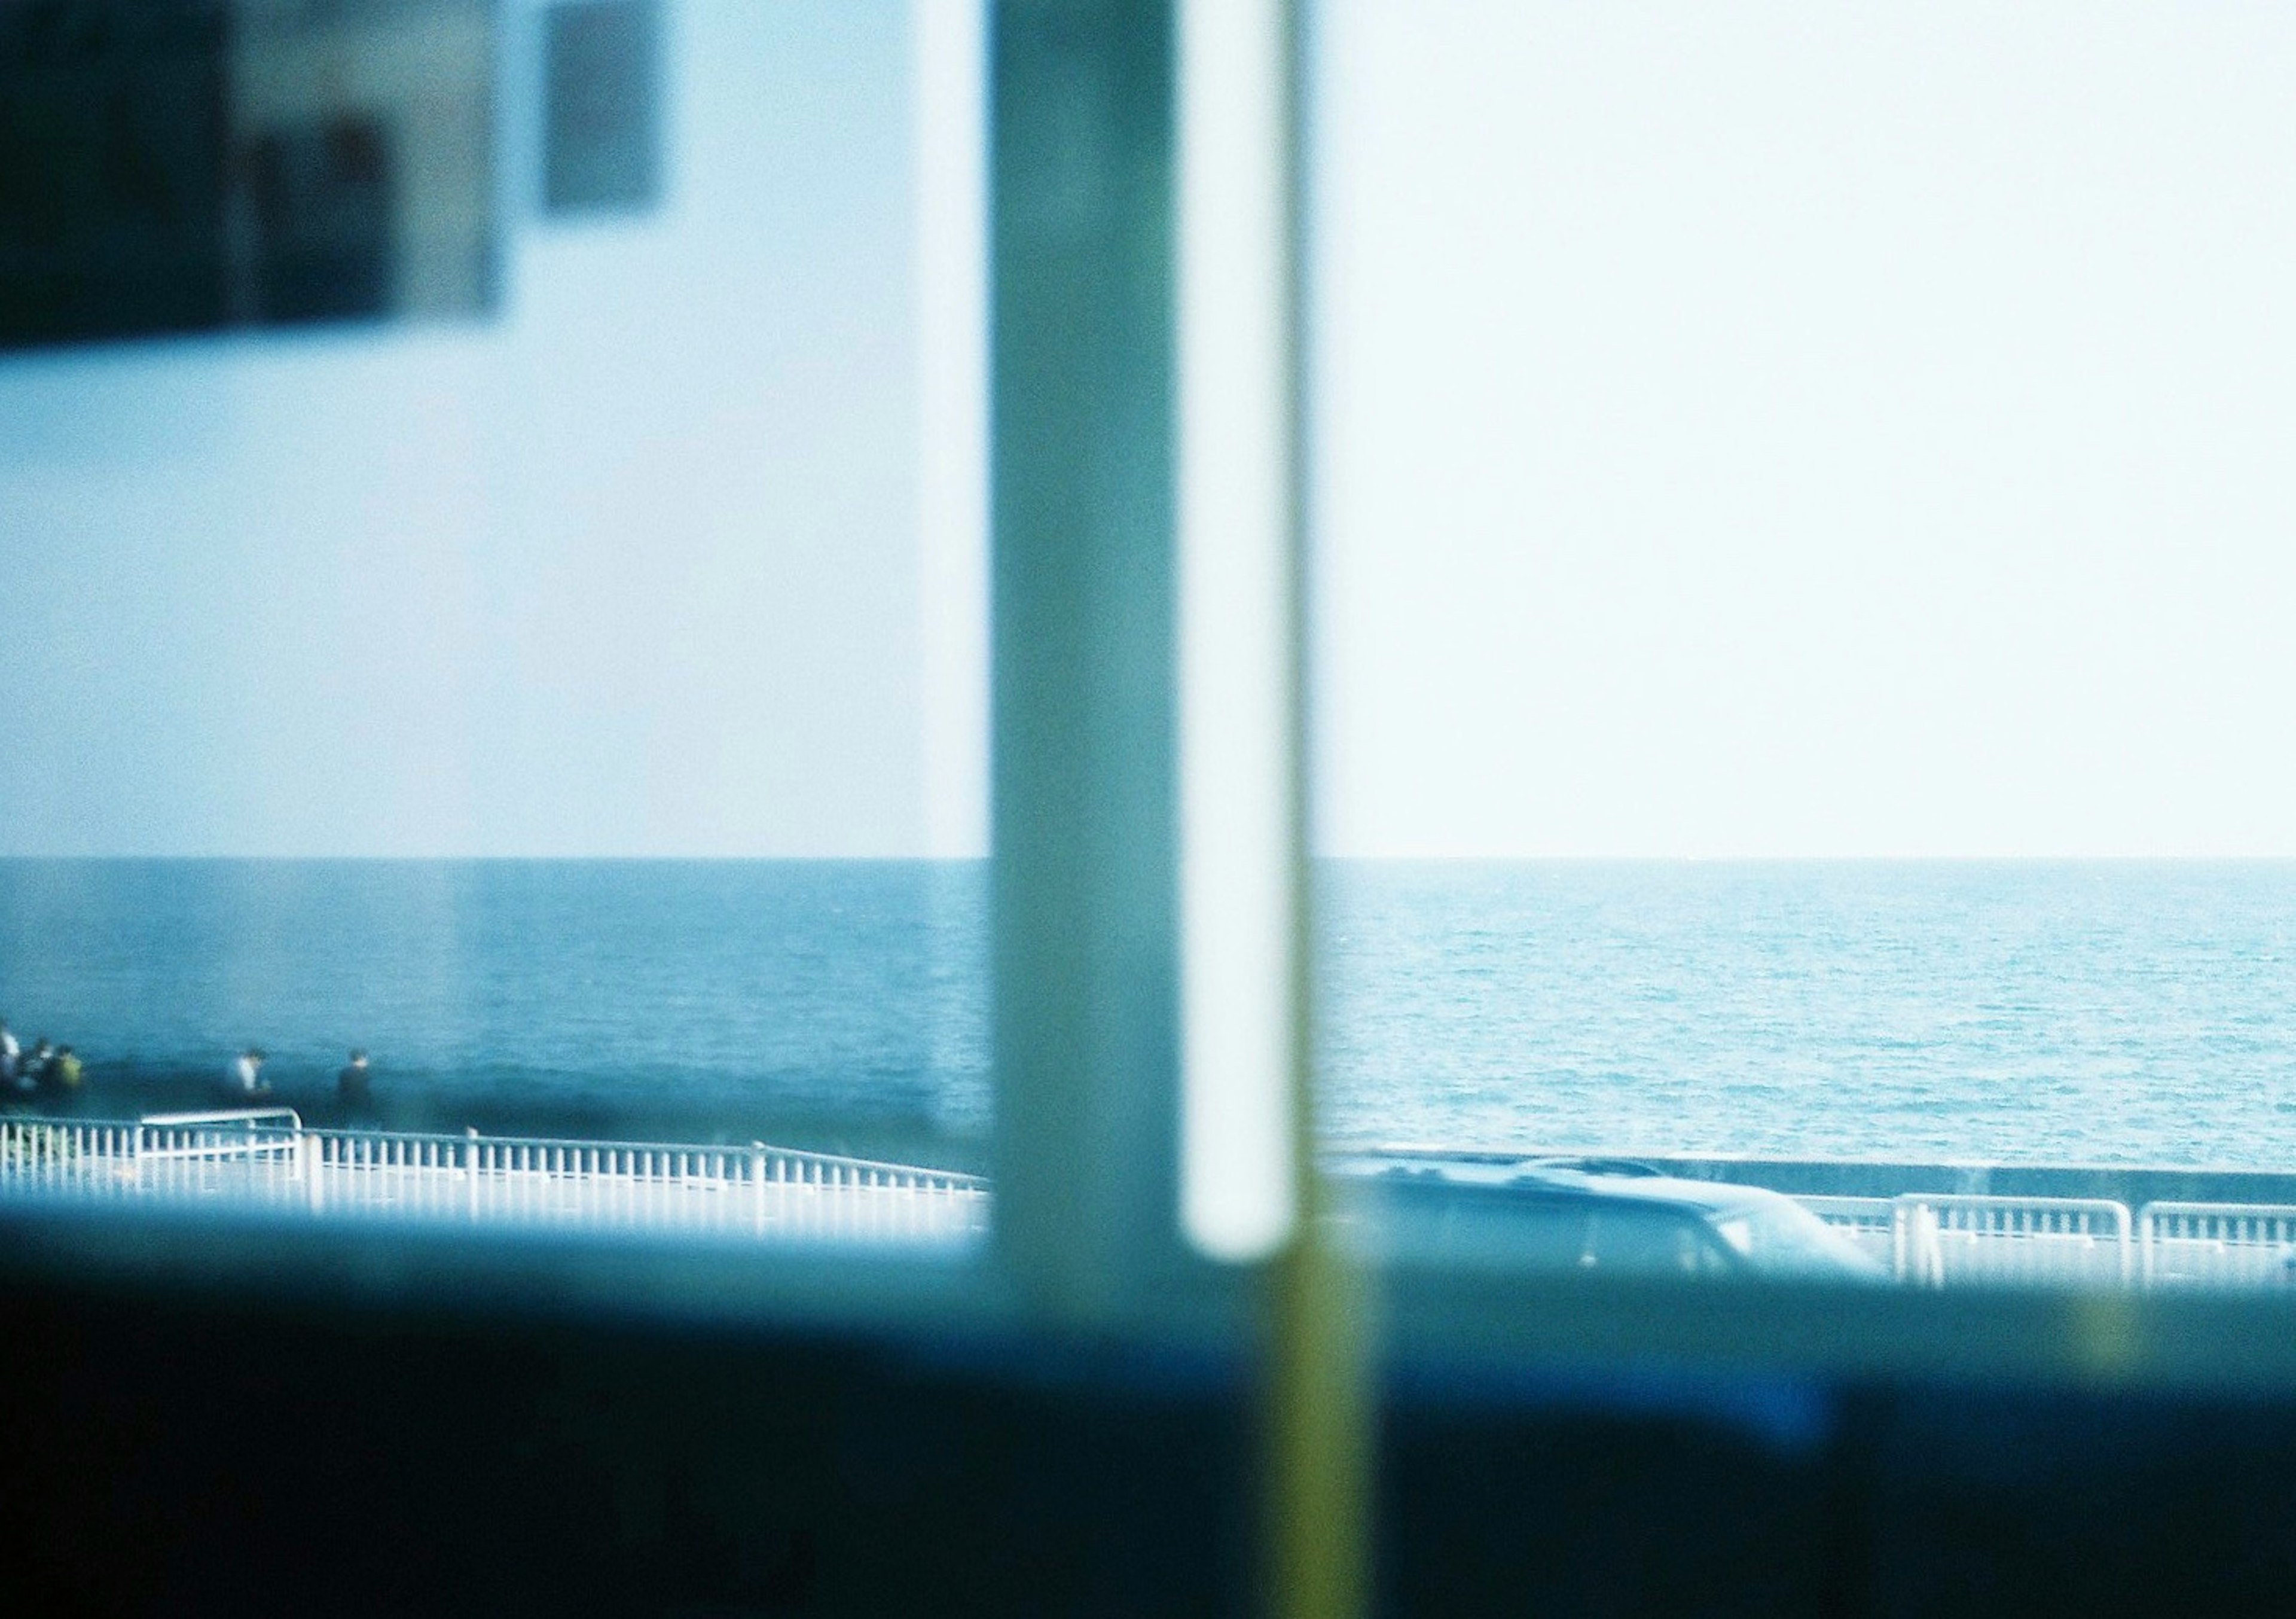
0;1;924;856
1314;2;2296;857
7;3;2295;859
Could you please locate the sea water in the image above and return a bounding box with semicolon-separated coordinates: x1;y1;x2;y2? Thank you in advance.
3;859;2294;1170
1318;861;2296;1167
0;861;990;1163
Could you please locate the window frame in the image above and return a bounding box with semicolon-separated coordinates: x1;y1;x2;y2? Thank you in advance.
8;0;2296;1408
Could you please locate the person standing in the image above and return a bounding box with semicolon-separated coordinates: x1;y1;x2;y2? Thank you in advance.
228;1047;270;1099
337;1049;374;1120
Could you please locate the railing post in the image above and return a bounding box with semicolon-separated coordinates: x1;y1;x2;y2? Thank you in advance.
1894;1198;1945;1288
0;1114;993;1245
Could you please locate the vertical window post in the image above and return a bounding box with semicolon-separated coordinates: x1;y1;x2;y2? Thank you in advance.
990;0;1184;1324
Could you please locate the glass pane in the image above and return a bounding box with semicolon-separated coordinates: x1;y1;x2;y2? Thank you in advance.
0;0;990;1245
1312;1;2296;1291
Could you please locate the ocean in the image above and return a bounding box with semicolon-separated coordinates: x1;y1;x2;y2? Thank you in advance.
0;861;990;1166
3;859;2294;1172
1317;861;2296;1167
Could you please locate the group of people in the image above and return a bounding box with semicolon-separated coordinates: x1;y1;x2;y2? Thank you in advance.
0;1020;82;1097
0;1019;376;1116
228;1047;377;1114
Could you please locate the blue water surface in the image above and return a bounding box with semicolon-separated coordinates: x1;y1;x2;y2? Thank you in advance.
0;860;990;1158
4;859;2294;1170
1319;861;2296;1166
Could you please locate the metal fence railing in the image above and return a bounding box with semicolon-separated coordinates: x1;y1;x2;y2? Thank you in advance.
2138;1203;2296;1291
1889;1194;2135;1288
1797;1193;2290;1290
11;1116;2296;1287
0;1112;988;1246
1788;1193;2153;1288
1793;1192;2138;1288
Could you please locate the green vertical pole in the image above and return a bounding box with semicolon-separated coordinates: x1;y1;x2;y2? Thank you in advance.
1266;4;1370;1616
990;0;1184;1325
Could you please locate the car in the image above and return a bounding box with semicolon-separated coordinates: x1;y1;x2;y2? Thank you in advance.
1330;1153;1889;1282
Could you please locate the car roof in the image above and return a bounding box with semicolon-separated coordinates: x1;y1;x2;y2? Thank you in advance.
1331;1153;1786;1219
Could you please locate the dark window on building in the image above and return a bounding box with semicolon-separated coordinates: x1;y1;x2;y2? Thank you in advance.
543;0;661;216
0;0;231;349
245;117;394;324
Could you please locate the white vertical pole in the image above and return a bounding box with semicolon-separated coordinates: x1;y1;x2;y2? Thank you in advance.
1178;0;1301;1265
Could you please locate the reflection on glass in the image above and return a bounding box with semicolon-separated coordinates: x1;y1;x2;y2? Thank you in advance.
0;1;989;1247
0;0;497;346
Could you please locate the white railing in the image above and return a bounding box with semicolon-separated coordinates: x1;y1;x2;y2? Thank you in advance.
0;1114;988;1246
1797;1193;2136;1288
1856;1195;2296;1291
10;1118;2295;1286
2138;1203;2296;1291
136;1109;306;1163
1891;1194;2135;1288
140;1108;305;1130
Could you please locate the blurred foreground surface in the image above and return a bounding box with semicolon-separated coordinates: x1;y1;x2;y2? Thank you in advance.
7;1222;2296;1617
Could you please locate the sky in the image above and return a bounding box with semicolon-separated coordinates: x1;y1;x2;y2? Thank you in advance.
1314;1;2296;857
0;1;941;857
5;2;2295;859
